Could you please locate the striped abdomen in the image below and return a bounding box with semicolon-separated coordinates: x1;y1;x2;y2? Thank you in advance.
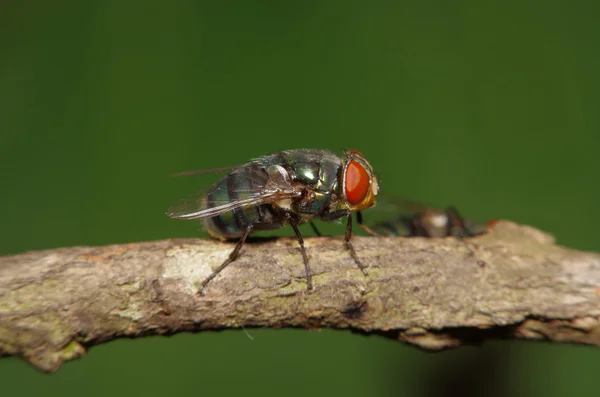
202;162;282;240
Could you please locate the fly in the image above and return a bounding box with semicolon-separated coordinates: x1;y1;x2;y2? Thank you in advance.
371;199;490;238
167;149;379;295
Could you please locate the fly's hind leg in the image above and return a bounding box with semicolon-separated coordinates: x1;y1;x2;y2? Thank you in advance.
198;225;254;296
286;213;313;291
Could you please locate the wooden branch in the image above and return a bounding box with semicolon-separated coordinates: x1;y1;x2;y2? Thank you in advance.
1;221;599;372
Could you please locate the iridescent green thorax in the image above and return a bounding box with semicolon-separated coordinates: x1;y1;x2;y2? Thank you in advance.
279;150;341;192
257;150;343;217
258;150;340;189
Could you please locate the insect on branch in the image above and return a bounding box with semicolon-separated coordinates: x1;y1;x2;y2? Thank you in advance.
166;149;379;294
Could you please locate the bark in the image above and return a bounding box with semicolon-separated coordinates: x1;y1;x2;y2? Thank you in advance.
1;221;599;372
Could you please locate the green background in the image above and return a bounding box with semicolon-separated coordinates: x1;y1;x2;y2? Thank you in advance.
1;1;599;396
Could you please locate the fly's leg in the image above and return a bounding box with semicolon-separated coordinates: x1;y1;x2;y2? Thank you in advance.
309;221;322;236
345;213;369;276
198;225;254;296
445;206;473;237
321;209;369;276
286;213;313;290
356;211;380;236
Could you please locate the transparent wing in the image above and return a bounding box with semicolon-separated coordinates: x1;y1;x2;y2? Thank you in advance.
166;164;301;220
166;188;298;220
366;194;422;223
385;197;435;214
366;197;411;236
169;166;238;177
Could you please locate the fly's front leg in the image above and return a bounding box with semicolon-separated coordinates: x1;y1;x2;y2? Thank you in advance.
321;209;368;276
345;213;369;276
285;212;313;291
198;225;254;296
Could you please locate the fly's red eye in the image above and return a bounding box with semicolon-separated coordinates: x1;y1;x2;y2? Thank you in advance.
345;161;370;205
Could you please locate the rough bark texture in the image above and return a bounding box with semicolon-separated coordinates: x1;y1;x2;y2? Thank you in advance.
1;221;599;372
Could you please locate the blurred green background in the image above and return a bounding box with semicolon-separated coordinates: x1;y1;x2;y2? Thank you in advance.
1;1;599;396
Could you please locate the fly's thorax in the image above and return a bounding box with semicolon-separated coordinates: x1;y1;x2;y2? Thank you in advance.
293;190;332;217
289;159;339;217
278;149;342;192
264;149;342;217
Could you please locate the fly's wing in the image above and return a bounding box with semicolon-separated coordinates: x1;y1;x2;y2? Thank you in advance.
169;166;238;177
387;198;435;214
366;195;420;236
166;163;300;220
369;196;426;218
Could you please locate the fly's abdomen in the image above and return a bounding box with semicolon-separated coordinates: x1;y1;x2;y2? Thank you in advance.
202;163;278;240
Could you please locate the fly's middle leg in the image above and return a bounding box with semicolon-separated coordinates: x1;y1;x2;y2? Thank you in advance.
309;221;322;236
198;225;254;296
286;212;313;291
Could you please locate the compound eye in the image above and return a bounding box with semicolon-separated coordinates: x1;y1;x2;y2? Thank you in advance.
345;161;370;205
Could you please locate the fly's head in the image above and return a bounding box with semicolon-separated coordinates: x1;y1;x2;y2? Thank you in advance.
341;149;378;211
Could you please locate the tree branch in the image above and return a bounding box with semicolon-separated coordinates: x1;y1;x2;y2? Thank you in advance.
1;221;599;372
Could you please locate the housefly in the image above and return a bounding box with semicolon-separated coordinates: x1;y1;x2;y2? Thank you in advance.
371;199;490;238
167;149;379;295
